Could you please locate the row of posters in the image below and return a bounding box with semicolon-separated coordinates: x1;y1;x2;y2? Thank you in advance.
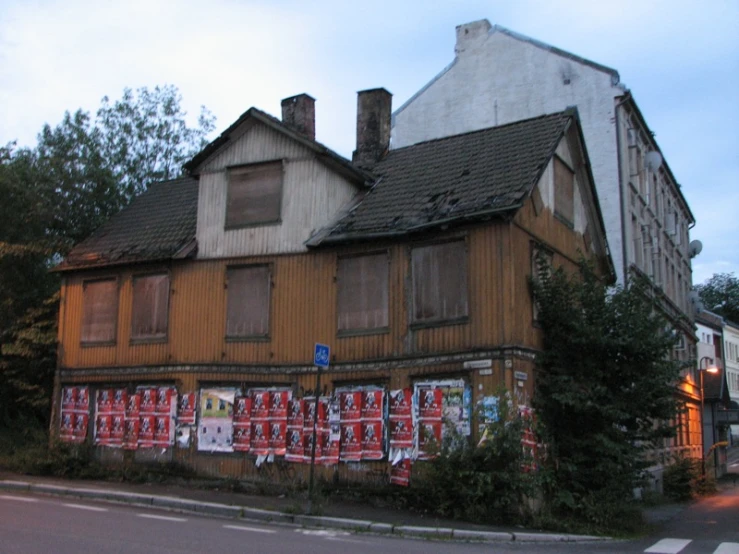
60;386;90;443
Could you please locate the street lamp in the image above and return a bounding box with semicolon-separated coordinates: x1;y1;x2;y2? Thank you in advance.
698;356;719;477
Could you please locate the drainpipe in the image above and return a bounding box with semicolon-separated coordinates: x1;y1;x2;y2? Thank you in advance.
614;93;631;285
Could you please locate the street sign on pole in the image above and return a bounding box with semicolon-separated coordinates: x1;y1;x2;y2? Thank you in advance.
314;343;330;368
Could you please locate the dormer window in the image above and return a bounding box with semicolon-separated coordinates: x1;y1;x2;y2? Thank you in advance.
226;160;283;228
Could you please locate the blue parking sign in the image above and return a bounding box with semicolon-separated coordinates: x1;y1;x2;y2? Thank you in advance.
314;343;330;368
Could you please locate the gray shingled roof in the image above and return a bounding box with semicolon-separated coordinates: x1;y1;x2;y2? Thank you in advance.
57;177;198;271
313;110;574;244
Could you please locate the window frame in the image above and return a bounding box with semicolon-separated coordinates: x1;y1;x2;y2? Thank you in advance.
80;276;120;347
224;160;285;230
224;264;273;341
530;243;554;325
336;250;391;337
130;271;171;344
409;238;470;329
553;155;575;228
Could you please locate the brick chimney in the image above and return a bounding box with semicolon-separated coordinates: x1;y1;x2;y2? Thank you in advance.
455;19;491;55
281;93;315;140
352;88;392;167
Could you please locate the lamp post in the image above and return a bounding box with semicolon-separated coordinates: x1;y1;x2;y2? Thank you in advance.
698;356;719;477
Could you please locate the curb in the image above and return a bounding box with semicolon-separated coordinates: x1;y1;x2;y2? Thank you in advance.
0;480;606;543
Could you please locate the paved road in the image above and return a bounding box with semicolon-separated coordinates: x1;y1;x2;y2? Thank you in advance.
1;484;737;554
0;492;539;554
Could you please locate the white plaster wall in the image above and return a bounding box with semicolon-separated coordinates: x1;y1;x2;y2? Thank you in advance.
392;28;626;282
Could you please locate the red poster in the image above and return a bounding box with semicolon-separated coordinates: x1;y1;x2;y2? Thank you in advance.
97;389;114;414
322;427;340;465
233;424;251;452
60;411;75;441
287;399;303;427
153;415;171;446
269;420;287;455
389;388;412;418
155;387;173;415
75;387;90;412
417;420;442;460
303;427;321;461
140;388;157;414
123;418;140;450
361;420;384;460
112;389;127;413
390;459;411;487
389;417;413;449
269;391;288;419
250;391;271;420
139;415;155;447
250;420;270;455
110;415;124;444
361;390;383;420
418;388;443;420
177;392;196;424
340;422;362;461
126;392;141;418
303;397;326;428
72;413;88;442
233;396;251;424
285;428;304;462
340;392;362;421
95;414;112;444
62;387;77;411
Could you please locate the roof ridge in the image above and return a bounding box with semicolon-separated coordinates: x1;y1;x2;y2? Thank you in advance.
388;110;572;154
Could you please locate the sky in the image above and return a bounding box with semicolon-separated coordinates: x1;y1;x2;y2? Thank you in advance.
1;0;737;285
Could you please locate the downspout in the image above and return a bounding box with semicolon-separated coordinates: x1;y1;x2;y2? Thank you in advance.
614;93;631;285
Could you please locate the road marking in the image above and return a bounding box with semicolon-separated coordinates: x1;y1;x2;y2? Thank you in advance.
645;538;692;553
714;543;739;554
296;529;350;537
223;524;276;534
326;537;369;544
62;503;108;512
137;514;187;522
0;495;38;502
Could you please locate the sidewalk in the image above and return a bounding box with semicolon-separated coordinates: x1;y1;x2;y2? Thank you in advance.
0;471;604;543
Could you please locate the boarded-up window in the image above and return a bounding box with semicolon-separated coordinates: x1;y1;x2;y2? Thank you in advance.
226;266;270;338
81;278;118;344
337;253;389;332
554;157;574;225
226;161;283;228
411;241;468;324
131;274;169;340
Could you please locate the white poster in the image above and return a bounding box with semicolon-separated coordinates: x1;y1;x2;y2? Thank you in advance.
197;387;236;452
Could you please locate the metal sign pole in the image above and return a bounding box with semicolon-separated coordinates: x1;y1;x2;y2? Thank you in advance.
308;365;321;514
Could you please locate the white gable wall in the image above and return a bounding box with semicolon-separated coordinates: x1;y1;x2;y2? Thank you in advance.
392;27;625;280
196;121;360;258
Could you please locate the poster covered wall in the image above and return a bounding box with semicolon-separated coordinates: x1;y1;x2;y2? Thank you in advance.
60;386;90;443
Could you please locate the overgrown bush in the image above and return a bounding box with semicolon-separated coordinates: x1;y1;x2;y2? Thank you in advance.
663;455;716;500
402;390;539;525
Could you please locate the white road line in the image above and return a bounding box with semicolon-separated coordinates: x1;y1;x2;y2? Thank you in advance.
136;514;187;522
223;524;277;534
714;543;739;554
326;537;369;544
0;495;38;502
644;538;692;553
62;503;108;512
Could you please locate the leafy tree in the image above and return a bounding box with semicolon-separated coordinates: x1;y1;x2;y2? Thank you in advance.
531;260;683;524
0;86;215;430
697;273;739;324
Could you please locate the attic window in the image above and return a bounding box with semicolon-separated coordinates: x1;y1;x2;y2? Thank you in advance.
554;157;574;226
226;161;283;228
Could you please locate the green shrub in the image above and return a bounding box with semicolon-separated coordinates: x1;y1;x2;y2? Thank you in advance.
663;455;701;501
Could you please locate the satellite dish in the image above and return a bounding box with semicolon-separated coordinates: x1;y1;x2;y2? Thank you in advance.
689;239;703;258
645;150;663;172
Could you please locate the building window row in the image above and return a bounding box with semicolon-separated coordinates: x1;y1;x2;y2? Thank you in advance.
80;241;472;346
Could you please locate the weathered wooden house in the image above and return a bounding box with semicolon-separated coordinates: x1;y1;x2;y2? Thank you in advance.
52;89;613;483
